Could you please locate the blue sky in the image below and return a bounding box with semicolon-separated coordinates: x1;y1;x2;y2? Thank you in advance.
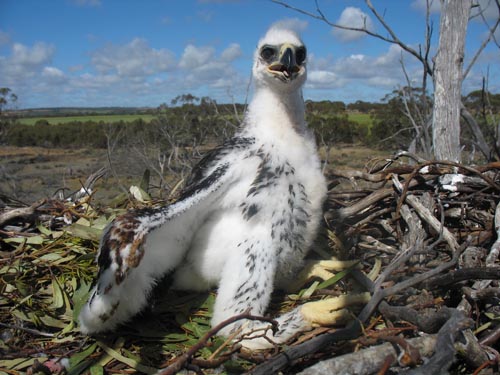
1;0;499;109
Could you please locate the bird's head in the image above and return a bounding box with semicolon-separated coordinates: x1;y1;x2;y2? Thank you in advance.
253;26;307;92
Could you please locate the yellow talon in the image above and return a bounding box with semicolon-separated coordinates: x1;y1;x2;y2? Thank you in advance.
288;258;362;292
300;292;371;326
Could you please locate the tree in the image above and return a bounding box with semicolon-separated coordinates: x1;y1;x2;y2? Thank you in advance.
0;88;18;144
0;88;18;113
371;87;432;152
171;93;199;106
432;0;471;162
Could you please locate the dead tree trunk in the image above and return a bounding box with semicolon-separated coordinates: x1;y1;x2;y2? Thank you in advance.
432;0;472;162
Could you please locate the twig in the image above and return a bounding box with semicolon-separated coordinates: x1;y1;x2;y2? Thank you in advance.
379;302;453;334
158;313;277;375
271;0;433;76
463;2;500;80
392;174;460;253
0;322;55;338
295;334;437;375
420;267;500;289
404;309;471;374
0;199;46;227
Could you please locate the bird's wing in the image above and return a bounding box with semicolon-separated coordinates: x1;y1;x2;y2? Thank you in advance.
180;136;254;199
80;135;255;334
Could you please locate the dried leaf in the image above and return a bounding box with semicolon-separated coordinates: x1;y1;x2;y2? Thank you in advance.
4;235;44;245
0;357;48;371
129;185;151;202
90;365;104;375
37;223;53;236
40;314;67;329
69;343;97;365
67;343;97;375
51;278;65;310
66;223;102;241
72;280;92;322
96;341;158;374
300;280;320;299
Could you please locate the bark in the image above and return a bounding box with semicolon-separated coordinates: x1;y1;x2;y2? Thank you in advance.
432;0;472;162
297;334;437;375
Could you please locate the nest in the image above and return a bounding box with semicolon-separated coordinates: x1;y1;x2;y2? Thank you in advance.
1;156;500;375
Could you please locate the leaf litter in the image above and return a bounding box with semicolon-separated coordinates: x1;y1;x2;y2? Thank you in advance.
1;184;336;375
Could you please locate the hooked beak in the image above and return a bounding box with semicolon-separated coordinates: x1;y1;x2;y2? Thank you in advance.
268;44;301;80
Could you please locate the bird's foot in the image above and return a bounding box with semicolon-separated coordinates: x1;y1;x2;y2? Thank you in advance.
287;257;361;292
236;292;371;351
300;292;371;326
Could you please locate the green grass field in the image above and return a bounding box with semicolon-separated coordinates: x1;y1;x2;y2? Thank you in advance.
18;112;374;128
18;114;156;125
347;112;372;126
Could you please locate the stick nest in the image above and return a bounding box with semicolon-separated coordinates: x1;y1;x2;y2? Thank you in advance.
1;155;500;374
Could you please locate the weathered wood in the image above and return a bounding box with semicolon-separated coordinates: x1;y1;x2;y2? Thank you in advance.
0;200;45;227
297;334;437;375
432;0;472;162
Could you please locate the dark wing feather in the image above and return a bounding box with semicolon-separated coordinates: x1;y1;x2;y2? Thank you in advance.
95;136;255;281
180;136;255;200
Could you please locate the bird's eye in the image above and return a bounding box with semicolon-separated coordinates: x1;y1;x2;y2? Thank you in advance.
296;47;307;65
260;46;276;62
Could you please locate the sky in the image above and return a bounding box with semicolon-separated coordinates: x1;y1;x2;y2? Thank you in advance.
1;0;499;109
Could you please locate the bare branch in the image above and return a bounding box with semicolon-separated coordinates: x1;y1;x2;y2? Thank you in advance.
463;4;500;79
271;0;433;75
158;313;278;375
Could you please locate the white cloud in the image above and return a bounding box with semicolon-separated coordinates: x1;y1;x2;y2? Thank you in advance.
337;44;409;82
350;54;365;61
179;44;215;69
220;43;242;62
75;73;120;89
307;70;345;89
176;43;247;96
11;42;55;67
332;7;375;42
68;64;84;72
0;42;55;84
42;67;67;83
411;0;441;14
270;18;309;33
307;44;418;93
0;30;10;45
0;31;254;107
197;10;214;22
90;38;176;77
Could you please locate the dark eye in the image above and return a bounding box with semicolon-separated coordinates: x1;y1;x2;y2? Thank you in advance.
296;47;307;65
260;46;276;61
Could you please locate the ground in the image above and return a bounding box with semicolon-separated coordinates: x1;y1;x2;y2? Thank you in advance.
0;144;388;203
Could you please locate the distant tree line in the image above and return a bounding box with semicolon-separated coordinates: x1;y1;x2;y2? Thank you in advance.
1;89;499;161
2;104;365;149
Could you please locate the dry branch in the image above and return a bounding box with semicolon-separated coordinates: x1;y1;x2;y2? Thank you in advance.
157;313;278;375
2;158;500;375
0;199;45;227
249;158;500;374
296;334;438;375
